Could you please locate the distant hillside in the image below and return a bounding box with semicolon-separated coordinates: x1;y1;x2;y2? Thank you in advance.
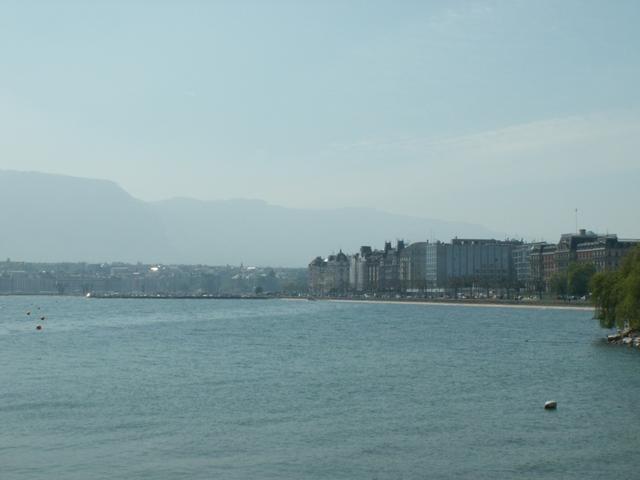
0;171;501;266
0;171;173;263
151;198;502;266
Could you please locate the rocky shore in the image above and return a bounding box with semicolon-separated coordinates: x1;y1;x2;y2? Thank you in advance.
606;329;640;349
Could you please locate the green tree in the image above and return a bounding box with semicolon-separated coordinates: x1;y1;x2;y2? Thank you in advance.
591;270;621;328
592;245;640;329
567;262;596;296
549;272;568;296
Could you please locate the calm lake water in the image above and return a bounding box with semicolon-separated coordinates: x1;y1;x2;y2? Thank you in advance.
0;297;637;479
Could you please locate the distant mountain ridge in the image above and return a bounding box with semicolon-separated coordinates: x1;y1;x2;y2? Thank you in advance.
0;170;502;266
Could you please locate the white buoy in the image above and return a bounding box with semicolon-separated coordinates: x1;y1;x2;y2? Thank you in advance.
544;400;557;410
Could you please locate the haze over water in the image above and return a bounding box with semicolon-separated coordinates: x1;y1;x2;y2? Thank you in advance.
1;297;637;479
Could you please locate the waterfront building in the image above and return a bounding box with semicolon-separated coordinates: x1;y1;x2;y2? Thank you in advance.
425;241;448;288
540;244;558;284
0;261;302;296
349;246;374;292
575;235;640;272
379;241;404;292
528;243;554;293
425;238;521;288
308;230;639;297
308;256;325;295
554;229;598;274
513;243;530;285
399;241;427;292
307;251;349;295
348;253;360;291
7;270;29;293
513;242;549;290
450;238;521;287
526;230;640;292
0;273;10;292
364;249;384;292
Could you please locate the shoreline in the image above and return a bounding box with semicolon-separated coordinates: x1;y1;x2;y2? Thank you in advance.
0;293;594;312
287;297;594;312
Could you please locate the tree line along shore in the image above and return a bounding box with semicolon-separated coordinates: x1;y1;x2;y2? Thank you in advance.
592;245;640;346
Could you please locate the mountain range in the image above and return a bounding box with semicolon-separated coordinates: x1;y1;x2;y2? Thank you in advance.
0;170;501;266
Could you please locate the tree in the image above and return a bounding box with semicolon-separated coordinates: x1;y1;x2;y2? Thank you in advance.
591;270;621;328
567;262;596;297
591;245;640;330
549;272;568;296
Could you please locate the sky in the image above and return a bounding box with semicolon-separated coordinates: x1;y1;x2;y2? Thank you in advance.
1;0;639;241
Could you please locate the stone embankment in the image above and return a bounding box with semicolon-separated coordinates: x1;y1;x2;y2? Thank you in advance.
607;329;640;349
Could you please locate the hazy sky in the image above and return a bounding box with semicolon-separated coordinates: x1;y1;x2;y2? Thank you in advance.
1;0;639;241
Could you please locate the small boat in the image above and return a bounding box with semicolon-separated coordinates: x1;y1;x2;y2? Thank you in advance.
544;400;557;410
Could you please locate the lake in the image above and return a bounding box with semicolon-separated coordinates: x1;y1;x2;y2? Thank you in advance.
0;297;637;479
